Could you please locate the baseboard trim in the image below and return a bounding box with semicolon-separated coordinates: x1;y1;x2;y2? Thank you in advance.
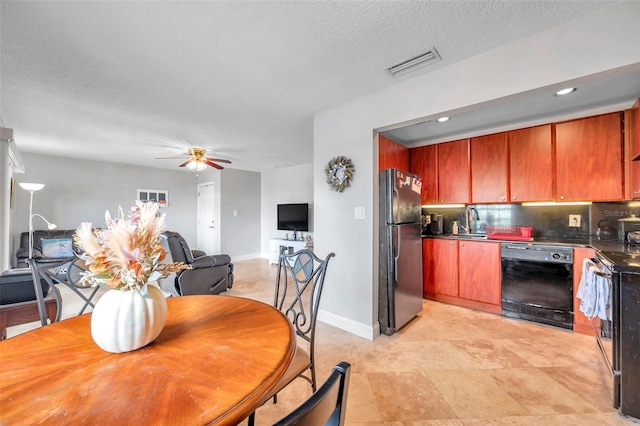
231;253;263;262
317;308;379;341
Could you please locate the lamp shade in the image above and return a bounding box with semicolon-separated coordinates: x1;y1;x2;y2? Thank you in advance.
19;182;45;192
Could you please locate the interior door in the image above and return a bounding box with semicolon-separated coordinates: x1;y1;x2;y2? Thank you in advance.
197;181;219;255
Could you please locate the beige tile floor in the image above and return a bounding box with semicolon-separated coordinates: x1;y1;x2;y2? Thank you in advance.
6;258;640;425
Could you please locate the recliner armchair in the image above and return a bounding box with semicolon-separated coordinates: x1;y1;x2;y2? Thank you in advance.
161;231;234;296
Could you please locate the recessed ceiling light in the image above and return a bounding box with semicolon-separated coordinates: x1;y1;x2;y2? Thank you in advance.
554;87;577;96
437;116;450;123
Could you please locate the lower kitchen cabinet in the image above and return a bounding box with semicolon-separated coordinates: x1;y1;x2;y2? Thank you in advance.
458;240;501;305
423;238;458;297
423;238;501;314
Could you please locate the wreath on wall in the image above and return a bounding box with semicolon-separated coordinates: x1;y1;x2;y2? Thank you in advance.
324;156;355;192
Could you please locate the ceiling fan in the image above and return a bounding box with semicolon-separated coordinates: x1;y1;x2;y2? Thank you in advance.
155;147;231;171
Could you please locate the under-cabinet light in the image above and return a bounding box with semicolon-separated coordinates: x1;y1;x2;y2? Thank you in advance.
521;201;592;206
422;204;465;209
436;116;450;123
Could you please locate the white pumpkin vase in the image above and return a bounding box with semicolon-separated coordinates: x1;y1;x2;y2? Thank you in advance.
90;284;167;353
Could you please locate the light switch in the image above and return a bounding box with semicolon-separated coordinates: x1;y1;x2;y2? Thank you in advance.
354;207;365;219
233;210;238;217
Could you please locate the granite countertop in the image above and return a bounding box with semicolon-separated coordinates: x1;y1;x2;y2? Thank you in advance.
423;233;640;273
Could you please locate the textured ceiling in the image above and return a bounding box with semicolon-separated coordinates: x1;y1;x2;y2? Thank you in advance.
0;1;620;172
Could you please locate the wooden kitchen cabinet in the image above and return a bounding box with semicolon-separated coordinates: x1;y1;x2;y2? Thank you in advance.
423;238;458;297
573;247;600;335
437;139;470;204
555;112;624;202
508;124;554;202
471;133;508;203
626;98;640;199
458;240;501;305
379;135;410;171
422;238;501;314
410;144;437;204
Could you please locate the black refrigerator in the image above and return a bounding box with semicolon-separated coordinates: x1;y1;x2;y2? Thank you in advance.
378;168;423;336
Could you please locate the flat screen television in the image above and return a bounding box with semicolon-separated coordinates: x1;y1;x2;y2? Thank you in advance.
277;203;309;232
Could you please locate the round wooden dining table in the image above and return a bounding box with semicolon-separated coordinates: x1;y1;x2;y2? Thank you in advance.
0;295;296;425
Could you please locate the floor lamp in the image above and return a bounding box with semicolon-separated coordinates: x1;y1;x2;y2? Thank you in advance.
19;182;57;259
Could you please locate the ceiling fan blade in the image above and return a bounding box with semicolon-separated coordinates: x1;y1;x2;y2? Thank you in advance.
205;157;232;164
178;160;191;167
205;160;224;170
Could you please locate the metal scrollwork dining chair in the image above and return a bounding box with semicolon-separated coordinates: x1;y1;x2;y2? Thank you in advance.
27;256;99;326
248;248;335;426
274;361;351;426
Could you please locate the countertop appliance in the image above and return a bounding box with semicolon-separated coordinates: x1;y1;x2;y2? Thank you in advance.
501;243;574;330
617;216;640;241
378;168;423;335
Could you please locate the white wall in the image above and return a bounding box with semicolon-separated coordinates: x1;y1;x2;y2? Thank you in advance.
220;168;261;260
9;153;199;267
313;2;640;340
260;163;314;256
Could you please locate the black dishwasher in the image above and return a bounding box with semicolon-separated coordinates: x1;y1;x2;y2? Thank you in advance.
501;243;574;330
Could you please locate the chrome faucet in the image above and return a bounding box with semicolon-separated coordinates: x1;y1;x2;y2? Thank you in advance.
462;206;480;233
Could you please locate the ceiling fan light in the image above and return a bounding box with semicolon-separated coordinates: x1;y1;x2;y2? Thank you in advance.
186;160;207;171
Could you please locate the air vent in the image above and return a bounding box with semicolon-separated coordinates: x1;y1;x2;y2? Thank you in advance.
387;47;441;77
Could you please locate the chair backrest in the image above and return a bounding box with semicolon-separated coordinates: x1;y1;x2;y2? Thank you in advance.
27;256;98;325
274;249;335;348
162;231;194;264
273;361;351;426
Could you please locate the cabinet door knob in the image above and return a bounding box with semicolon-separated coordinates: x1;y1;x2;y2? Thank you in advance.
512;196;517;201
559;196;565;200
499;196;505;202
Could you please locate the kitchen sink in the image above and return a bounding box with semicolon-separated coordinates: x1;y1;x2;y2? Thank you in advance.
446;234;487;239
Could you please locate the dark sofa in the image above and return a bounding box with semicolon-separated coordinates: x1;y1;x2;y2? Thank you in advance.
16;229;77;268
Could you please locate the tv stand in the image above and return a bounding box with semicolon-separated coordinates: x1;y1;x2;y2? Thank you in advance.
269;238;313;265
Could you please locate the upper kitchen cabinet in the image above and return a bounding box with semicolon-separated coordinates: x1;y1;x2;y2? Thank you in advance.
555;112;624;202
508;125;554;202
437;139;470;204
379;135;410;171
410;144;437;204
627;98;640;199
471;133;508;203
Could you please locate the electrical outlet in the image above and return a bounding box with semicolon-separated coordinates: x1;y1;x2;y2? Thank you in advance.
569;214;581;227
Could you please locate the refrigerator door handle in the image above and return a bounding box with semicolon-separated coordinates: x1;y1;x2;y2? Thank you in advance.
391;182;399;224
392;224;400;284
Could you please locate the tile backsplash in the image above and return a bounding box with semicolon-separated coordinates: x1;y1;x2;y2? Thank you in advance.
422;202;640;240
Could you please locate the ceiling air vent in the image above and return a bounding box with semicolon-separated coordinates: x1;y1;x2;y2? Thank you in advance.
387;47;441;77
